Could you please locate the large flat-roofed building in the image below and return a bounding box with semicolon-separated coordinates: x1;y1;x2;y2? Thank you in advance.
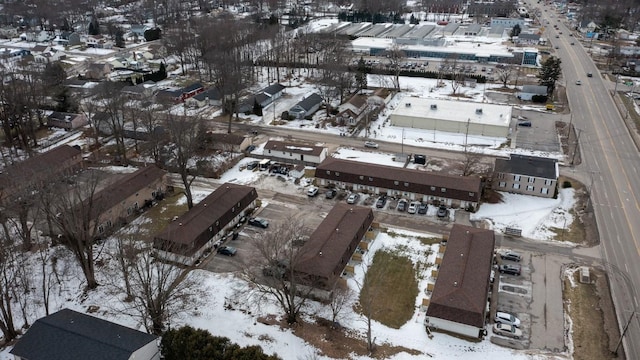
389;97;512;137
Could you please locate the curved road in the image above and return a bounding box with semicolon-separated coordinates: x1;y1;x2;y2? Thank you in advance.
530;1;640;358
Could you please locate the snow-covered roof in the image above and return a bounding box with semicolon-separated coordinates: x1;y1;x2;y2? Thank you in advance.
392;97;512;127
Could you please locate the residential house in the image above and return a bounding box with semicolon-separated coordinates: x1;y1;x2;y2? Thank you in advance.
10;308;160;360
263;140;328;166
517;85;548;101
121;82;156;99
492;154;558;198
294;203;374;293
156;83;203;103
30;45;51;54
315;157;482;209
262;83;286;101
579;20;597;34
86;35;114;49
89;165;167;234
336;94;368;127
515;33;541;45
85;62;112;80
202;132;252;152
21;30;49;42
129;24;149;37
368;88;393;106
289;93;323;119
425;225;495;338
58;31;82;46
153;183;258;265
0;145;83;201
47;112;89;130
33;49;65;63
185;88;222;108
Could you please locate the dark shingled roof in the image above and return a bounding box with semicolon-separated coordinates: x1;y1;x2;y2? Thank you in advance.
296;93;323;111
264;140;326;157
494;154;558;180
0;145;81;193
207;132;247;146
426;225;495;329
262;83;285;96
316;158;482;203
181;82;203;93
295;203;374;280
154;183;257;254
192;88;221;101
10;308;158;360
90;165;166;219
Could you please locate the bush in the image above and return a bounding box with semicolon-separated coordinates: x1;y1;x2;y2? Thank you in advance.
562;180;572;188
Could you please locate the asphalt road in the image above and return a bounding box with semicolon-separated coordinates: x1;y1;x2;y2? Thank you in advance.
529;1;640;358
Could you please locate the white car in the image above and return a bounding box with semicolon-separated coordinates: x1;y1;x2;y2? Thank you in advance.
347;193;360;204
407;201;419;214
306;186;319;197
493;323;523;339
364;141;379;149
495;311;521;327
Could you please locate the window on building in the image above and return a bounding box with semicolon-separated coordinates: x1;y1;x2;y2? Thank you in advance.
394;181;399;185
404;182;409;187
336;172;340;176
326;170;330;175
499;181;506;187
368;177;373;181
469;192;475;197
430;186;436;191
359;175;364;180
526;185;534;191
545;179;552;185
514;175;521;181
513;183;520;189
541;187;549;194
441;188;446;192
528;177;535;183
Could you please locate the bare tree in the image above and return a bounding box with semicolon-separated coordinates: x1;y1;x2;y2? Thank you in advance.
94;82;128;164
240;221;316;324
164;113;203;210
497;65;513;88
42;170;106;289
459;151;484;176
384;44;406;90
316;36;351;115
328;282;354;328
119;241;203;335
450;72;465;96
0;223;21;341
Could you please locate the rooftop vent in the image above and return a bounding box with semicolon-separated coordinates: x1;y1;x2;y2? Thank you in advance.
430;104;437;110
476;108;483;114
405;103;411;107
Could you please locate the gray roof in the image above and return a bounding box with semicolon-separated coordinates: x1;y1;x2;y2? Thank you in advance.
494;154;558;179
192;88;221;101
10;308;158;360
465;24;482;33
489;25;505;34
262;83;285;96
358;24;391;37
295;93;323;111
264;140;326;156
521;85;547;95
399;25;435;40
518;33;540;40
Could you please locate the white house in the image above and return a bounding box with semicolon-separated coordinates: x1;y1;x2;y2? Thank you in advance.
289;93;323;119
262;140;328;165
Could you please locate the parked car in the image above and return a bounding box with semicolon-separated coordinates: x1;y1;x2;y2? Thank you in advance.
517;121;532;127
437;205;448;218
498;264;521;276
493;323;523;339
587;72;593;77
364;141;379;149
248;217;269;229
418;203;428;214
500;250;522;262
495;311;521;327
217;246;237;256
246;161;259;170
325;189;338;199
347;193;360;204
397;199;408;212
408;201;419;214
376;196;387;208
307;186;319;197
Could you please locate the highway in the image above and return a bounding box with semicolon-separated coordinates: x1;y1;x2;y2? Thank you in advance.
529;1;640;358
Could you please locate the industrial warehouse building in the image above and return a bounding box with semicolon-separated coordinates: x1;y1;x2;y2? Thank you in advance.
389;97;512;138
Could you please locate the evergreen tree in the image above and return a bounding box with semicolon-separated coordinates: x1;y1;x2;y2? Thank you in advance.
144;28;162;41
355;56;368;92
538;56;562;96
510;24;522;39
115;28;125;48
88;17;100;35
161;326;281;360
253;99;263;116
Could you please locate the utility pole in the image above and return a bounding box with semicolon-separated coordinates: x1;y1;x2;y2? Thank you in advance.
464;118;470;151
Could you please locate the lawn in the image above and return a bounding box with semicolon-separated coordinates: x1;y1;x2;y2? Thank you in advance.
135;189;189;241
358;250;418;329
